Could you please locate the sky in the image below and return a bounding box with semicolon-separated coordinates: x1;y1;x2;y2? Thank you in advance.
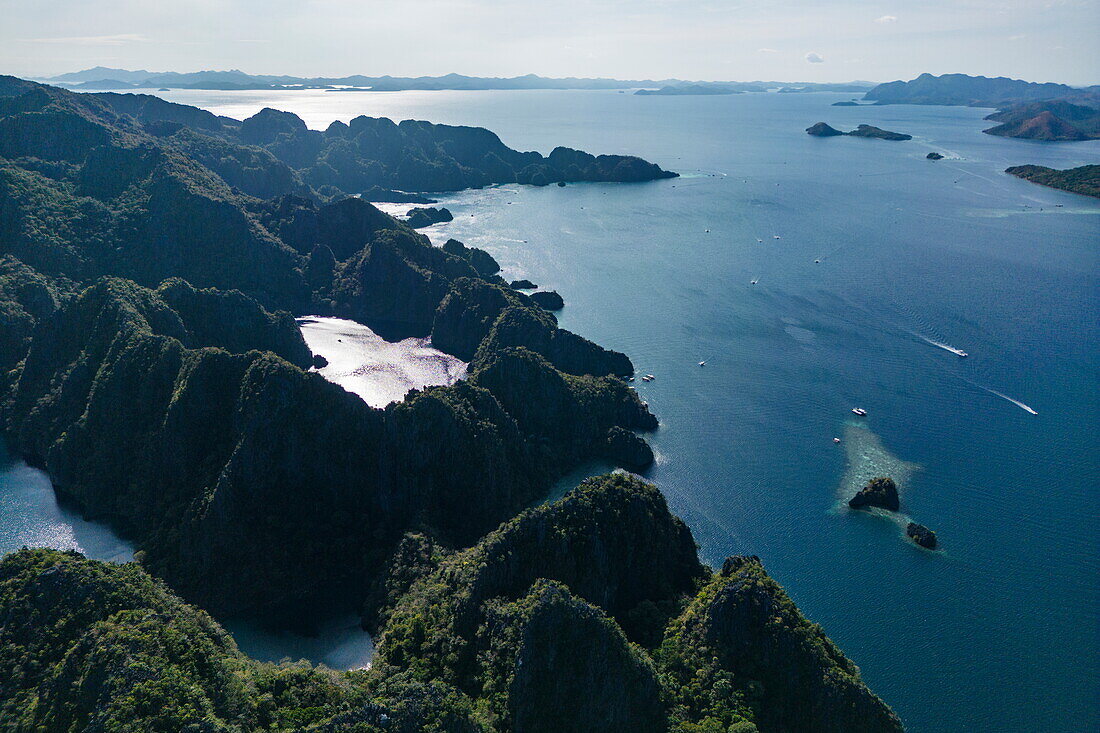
1;0;1097;85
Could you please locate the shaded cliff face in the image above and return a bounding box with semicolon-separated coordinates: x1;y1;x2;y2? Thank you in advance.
481;580;668;733
657;556;904;733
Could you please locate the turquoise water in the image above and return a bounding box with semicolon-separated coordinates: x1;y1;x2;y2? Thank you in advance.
4;87;1097;729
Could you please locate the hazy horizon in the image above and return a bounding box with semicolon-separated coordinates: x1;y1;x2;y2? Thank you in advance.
2;0;1097;86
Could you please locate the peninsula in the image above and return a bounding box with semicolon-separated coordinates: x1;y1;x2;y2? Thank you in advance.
1005;165;1100;198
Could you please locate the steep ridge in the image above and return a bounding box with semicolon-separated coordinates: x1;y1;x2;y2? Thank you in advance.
0;477;900;731
0;278;652;615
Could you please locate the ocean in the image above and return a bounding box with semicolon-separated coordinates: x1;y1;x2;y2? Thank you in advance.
2;86;1097;731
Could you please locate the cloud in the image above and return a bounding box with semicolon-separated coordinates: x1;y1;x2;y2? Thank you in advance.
757;47;779;53
19;33;149;46
1007;34;1026;41
875;15;898;24
805;52;824;63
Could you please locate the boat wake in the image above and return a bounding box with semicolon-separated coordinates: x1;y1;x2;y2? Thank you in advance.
969;382;1038;415
914;333;968;357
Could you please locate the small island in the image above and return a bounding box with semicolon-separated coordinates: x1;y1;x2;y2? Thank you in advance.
848;477;901;511
927;152;944;160
635;82;766;96
1005;164;1100;199
510;279;537;289
806;122;912;140
906;522;938;549
832;101;861;106
405;206;454;228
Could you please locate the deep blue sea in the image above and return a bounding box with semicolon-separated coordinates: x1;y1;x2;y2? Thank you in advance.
2;87;1097;731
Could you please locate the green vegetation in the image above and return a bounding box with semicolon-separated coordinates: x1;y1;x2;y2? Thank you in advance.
1;478;902;731
1005;164;1100;199
0;75;900;730
0;548;486;731
657;556;902;732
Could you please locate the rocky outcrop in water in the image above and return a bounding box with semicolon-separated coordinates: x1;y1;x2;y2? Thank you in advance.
848;124;912;140
806;122;911;140
405;206;454;228
529;290;565;310
906;522;938;549
806;122;845;137
510;278;537;289
849;477;900;511
927;152;944;160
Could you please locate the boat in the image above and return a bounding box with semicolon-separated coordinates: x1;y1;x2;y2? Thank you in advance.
646;374;656;381
698;361;706;366
750;279;758;285
957;351;968;358
851;407;867;416
773;235;781;239
833;437;841;444
814;259;821;263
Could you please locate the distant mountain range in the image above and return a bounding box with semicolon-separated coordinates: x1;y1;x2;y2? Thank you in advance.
863;73;1100;141
40;67;876;94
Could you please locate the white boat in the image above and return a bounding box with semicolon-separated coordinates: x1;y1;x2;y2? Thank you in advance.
646;374;656;381
773;235;781;239
833;437;841;444
698;361;706;366
957;351;968;358
851;407;867;416
750;279;758;285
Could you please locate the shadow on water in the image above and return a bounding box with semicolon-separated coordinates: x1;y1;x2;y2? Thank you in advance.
0;440;375;670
